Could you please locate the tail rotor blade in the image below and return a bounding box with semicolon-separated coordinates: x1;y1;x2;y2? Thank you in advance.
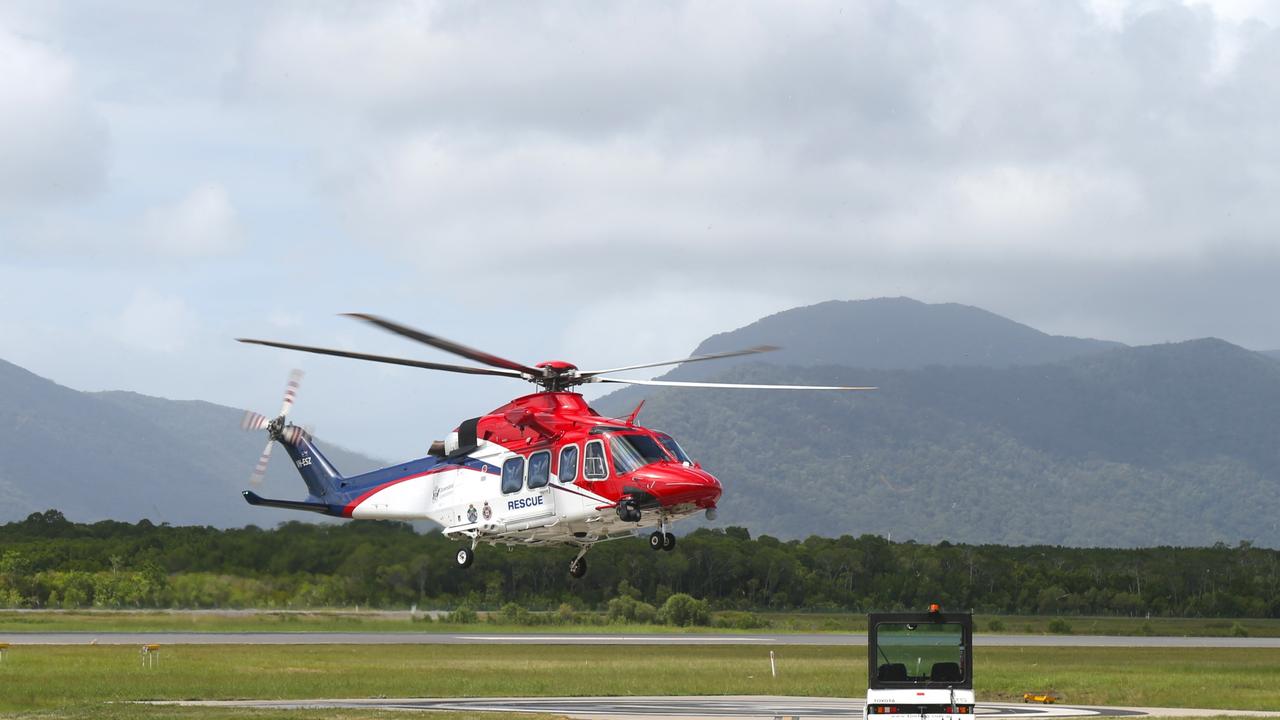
241;411;269;431
278;369;303;418
250;440;274;485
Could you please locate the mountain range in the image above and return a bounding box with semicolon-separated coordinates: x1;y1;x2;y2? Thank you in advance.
0;359;382;527
593;298;1280;547
3;297;1278;547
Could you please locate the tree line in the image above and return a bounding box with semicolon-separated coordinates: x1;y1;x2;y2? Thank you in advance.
1;510;1278;617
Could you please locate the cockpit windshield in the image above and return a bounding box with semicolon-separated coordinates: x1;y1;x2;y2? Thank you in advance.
609;434;672;474
654;433;691;464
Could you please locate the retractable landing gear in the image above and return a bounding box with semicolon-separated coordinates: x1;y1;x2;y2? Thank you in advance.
568;546;591;579
649;517;676;552
455;535;478;569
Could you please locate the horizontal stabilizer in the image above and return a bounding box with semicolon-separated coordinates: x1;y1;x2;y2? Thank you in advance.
242;490;335;515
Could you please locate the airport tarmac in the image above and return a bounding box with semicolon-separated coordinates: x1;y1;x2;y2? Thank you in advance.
6;631;1280;647
155;696;1280;719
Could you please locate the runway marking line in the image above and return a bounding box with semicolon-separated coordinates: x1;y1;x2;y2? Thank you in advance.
455;635;771;642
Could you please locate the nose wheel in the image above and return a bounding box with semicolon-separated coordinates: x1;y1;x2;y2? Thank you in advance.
649;521;677;552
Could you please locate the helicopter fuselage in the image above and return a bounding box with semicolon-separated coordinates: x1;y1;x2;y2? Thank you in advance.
351;392;719;542
246;391;721;573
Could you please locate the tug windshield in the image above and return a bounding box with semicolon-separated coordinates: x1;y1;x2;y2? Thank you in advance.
609;434;672;474
873;622;967;684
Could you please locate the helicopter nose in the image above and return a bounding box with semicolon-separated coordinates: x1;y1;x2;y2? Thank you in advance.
642;465;722;508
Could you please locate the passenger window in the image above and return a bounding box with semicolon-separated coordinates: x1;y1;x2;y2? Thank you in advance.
584;440;608;480
558;445;579;483
501;456;525;494
528;451;550;489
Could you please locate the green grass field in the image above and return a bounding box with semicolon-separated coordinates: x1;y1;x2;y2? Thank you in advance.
4;609;1279;637
1;644;1278;719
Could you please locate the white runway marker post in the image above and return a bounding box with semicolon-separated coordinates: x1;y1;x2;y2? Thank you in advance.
770;650;777;678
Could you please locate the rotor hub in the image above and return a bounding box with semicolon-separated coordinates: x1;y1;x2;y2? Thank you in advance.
532;360;581;392
535;360;578;372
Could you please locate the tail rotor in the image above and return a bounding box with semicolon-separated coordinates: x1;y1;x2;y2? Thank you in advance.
240;369;305;486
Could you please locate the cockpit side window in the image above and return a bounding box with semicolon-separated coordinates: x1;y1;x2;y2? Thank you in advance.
527;451;550;489
501;456;525;494
558;445;579;483
584;440;608;480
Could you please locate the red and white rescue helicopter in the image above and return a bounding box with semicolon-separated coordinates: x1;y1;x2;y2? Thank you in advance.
238;314;873;577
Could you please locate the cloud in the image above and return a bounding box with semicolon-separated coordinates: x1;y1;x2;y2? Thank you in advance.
7;0;1280;459
98;288;198;355
4;182;245;261
140;183;244;257
0;23;107;209
224;1;1280;304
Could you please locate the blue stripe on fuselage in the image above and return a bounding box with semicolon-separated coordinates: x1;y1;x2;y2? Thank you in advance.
325;454;500;506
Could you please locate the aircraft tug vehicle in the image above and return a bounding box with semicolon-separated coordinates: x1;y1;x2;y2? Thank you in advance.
237;313;873;577
866;605;974;720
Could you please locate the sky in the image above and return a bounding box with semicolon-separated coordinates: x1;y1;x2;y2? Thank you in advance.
2;0;1279;461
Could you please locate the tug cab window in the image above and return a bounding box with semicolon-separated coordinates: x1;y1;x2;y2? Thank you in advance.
558;445;579;483
873;622;966;685
501;456;525;494
584;440;608;480
609;433;673;474
527;451;550;489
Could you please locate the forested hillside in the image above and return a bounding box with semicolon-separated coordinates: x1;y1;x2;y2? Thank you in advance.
600;338;1280;547
1;512;1276;617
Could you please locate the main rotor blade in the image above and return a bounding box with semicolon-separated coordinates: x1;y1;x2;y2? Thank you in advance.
237;338;525;378
343;313;541;376
579;345;781;378
592;376;877;391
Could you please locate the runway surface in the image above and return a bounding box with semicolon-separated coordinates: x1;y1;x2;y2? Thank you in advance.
7;631;1280;647
156;696;1280;719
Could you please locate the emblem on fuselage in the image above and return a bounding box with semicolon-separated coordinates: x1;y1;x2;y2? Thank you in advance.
467;504;478;524
482;501;492;520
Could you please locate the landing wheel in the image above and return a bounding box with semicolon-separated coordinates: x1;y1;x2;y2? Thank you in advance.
662;532;676;551
648;531;665;551
569;556;588;579
455;547;474;569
